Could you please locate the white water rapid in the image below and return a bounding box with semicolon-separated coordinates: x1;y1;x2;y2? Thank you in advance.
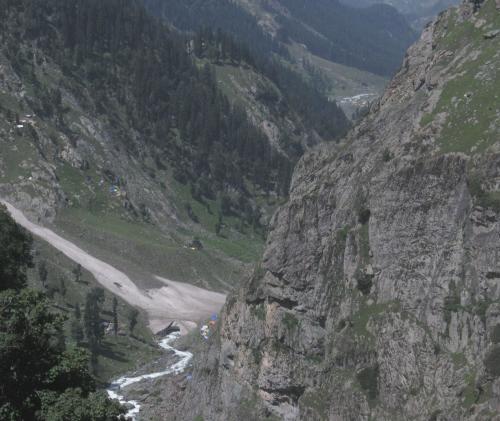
106;332;193;419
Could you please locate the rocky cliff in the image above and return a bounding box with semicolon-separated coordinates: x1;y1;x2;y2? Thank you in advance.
153;1;500;420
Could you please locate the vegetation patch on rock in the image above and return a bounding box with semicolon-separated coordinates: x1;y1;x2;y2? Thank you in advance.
356;365;379;401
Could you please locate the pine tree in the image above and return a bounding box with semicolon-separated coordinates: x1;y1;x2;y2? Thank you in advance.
112;297;118;336
128;308;139;335
38;261;48;288
59;276;67;298
83;288;104;362
73;263;82;283
215;214;223;236
71;304;84;344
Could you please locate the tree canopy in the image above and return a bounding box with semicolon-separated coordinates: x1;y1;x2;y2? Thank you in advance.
0;207;123;420
0;205;33;291
0;0;329;225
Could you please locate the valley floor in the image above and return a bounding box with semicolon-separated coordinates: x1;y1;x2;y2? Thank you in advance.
0;200;226;333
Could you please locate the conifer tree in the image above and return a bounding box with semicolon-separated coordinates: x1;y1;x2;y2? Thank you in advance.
73;263;82;283
83;288;104;363
38;260;48;288
112;297;118;336
71;303;84;344
128;308;139;336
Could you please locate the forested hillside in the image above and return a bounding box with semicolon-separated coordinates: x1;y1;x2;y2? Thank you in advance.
190;27;349;144
0;0;352;294
144;0;416;77
0;0;349;207
275;0;416;76
144;0;287;58
343;0;459;28
0;0;287;202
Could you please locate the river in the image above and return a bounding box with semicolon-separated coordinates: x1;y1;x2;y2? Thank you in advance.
106;332;193;420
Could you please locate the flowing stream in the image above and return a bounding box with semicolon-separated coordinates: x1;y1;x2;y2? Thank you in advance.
106;332;193;420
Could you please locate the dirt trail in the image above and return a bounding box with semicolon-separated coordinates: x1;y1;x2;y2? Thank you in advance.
1;200;226;332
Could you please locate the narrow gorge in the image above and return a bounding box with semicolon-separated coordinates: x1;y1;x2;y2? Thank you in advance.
151;1;500;420
0;0;499;420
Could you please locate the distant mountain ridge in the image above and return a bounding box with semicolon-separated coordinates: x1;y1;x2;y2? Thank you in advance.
342;0;460;28
144;0;417;77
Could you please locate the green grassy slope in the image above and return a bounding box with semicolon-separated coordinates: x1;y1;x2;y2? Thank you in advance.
421;1;500;154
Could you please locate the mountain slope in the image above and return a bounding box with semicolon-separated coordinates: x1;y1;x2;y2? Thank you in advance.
145;0;416;77
147;1;500;419
0;0;349;297
144;0;417;117
343;0;460;29
264;0;416;76
0;0;249;290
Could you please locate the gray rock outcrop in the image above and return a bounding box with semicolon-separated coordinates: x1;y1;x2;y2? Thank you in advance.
148;1;500;420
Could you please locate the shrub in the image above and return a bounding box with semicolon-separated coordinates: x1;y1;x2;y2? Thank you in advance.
484;345;500;377
358;208;371;225
283;312;299;330
382;148;393;162
0;206;33;291
252;347;262;365
443;293;461;324
184;203;199;223
475;300;490;324
357;273;373;296
491;325;500;344
468;175;500;212
356;365;379;400
337;226;350;243
444;295;461;312
251;304;266;321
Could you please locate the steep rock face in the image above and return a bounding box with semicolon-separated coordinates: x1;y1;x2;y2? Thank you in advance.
157;1;500;420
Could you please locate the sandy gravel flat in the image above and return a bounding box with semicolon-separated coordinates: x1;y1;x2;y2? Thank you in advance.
1;200;226;333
